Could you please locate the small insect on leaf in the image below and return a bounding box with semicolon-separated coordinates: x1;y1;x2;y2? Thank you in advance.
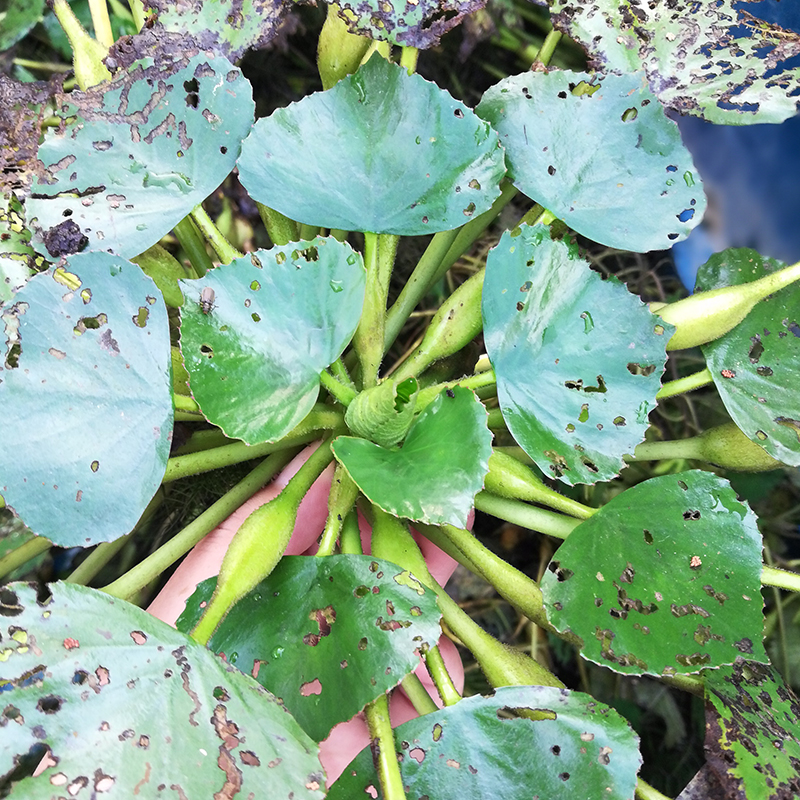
199;287;216;315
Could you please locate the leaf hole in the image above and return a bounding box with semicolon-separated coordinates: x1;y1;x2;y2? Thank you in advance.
300;679;322;696
200;344;213;358
643;529;653;544
37;695;63;714
547;165;556;176
682;510;701;521
621;107;638;121
410;747;426;763
547;561;574;582
677;208;695;222
626;362;656;376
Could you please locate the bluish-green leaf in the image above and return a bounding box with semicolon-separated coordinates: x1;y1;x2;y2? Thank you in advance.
179;238;365;444
332;387;492;527
26;54;254;259
541;471;767;676
237;55;505;236
176;555;442;742
477;70;705;252
328;685;641;800
0;251;172;545
0;582;325;799
483;224;669;485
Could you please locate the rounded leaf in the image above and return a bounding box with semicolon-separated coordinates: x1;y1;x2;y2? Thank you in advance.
483;224;669;485
477;70;705;252
0;252;172;545
180;238;365;444
176;556;442;742
541;471;767;676
237;54;505;236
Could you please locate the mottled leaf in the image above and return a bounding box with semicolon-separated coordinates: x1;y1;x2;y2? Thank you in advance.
477;69;705;252
0;251;172;546
0;582;325;799
0;197;43;305
482;224;669;485
176;555;442;742
541;471;767;676
179;238;365;445
327;685;641;800
237;55;505;236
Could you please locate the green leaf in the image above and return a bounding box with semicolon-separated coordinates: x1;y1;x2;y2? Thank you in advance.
327;685;641;800
548;0;800;125
541;471;767;676
477;70;704;252
237;55;505;236
142;0;285;61
26;54;254;260
704;659;800;799
175;555;442;742
0;252;172;546
179;238;365;444
0;582;325;798
697;249;800;467
0;197;43;305
332;387;492;527
0;0;44;51
482;224;669;485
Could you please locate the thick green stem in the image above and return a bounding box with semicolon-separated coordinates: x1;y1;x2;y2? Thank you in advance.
190;205;243;264
319;370;358;406
0;536;52;582
474;492;581;539
87;0;114;48
316;465;359;557
762;565;800;593
339;508;364;555
364;693;407;800
656;367;713;399
400;46;419;74
415;370;496;409
635;778;673;800
317;3;371;89
173;394;199;414
257;203;299;246
173;216;214;277
532;29;562;67
127;0;146;30
423;644;461;706
51;0;111;89
399;673;438;716
330;357;356;392
101;449;298;601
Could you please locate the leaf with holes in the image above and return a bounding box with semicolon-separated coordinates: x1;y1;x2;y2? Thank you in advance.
547;0;800;125
327;685;641;800
696;248;800;467
0;582;325;798
237;55;505;236
477;70;704;252
179;238;365;444
175;555;442;742
703;659;800;799
25;54;254;259
332;387;492;527
541;471;767;676
0;197;42;305
0;251;171;546
482;224;669;485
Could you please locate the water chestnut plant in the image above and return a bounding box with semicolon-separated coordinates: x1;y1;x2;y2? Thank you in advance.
1;1;800;799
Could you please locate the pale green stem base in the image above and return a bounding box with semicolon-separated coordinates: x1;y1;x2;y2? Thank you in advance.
191;205;243;264
364;693;407;800
474;492;582;539
762;565;800;593
656;368;713;399
0;536;52;581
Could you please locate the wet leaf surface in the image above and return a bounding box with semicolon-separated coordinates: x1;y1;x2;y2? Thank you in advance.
327;685;641;800
541;471;767;676
477;69;705;252
697;249;800;467
26;54;254;259
179;238;365;444
176;555;442;742
332;387;492;527
0;582;325;799
0;251;171;546
482;224;669;485
704;659;800;799
237;54;505;236
547;0;800;124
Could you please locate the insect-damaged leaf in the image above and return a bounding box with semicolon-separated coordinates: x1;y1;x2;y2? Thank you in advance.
541;471;767;676
332;387;492;528
0;197;43;305
0;251;171;546
327;685;641;800
697;248;800;467
237;54;505;236
547;0;800;125
482;224;669;485
0;582;325;799
703;659;800;800
477;69;705;253
26;54;254;260
179;238;365;445
175;555;442;743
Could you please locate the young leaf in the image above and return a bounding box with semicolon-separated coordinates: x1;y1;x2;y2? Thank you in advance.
541;471;767;676
179;238;365;445
176;555;442;742
477;69;705;252
0;582;325;798
0;252;172;546
26;54;254;259
704;659;800;799
547;0;800;124
697;248;800;467
237;54;505;236
327;685;642;800
482;224;669;485
332;387;492;527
